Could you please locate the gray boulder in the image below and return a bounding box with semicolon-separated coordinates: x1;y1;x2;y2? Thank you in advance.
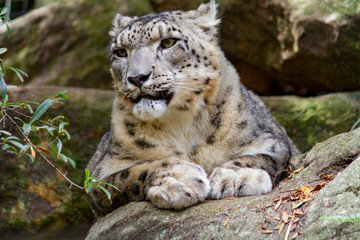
150;0;360;95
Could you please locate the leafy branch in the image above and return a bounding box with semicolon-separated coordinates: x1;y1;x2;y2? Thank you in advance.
0;6;117;203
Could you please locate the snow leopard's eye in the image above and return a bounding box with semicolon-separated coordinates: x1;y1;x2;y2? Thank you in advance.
114;48;127;57
160;38;177;49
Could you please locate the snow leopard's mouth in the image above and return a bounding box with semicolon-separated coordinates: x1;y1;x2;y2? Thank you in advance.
131;90;174;105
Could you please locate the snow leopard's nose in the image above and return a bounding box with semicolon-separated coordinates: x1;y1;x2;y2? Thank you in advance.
128;73;151;88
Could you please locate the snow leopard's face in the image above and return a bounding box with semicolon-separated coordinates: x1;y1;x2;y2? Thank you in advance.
109;7;221;121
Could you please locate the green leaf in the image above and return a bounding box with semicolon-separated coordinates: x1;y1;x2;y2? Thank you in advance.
0;76;7;99
8;140;24;149
65;131;71;141
14;116;26;124
85;169;91;181
93;184;112;204
2;143;12;150
29;98;52;124
23;123;31;135
85;183;92;193
7;85;18;89
21;100;39;105
11;67;27;77
19;144;30;154
55;90;68;98
0;130;11;135
89;177;98;183
56;139;63;156
0;7;7;15
59;121;69;130
4;66;28;82
0;48;7;55
351;118;360;131
67;156;76;168
25;153;34;162
87;179;119;192
2;93;8;104
6;23;11;38
5;136;20;141
59;153;67;163
25;104;34;114
33;125;56;136
6;103;21;108
101;182;119;191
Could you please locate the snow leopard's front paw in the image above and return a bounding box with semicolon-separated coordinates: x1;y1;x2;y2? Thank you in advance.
209;165;272;200
146;162;210;210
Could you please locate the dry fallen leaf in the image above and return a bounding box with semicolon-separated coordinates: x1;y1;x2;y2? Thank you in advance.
223;218;230;227
263;230;273;234
30;145;36;159
261;223;266;229
311;183;327;192
274;198;282;211
320;174;335;181
36;146;51;154
294;209;303;216
300;185;312;198
224;197;240;200
281;211;290;223
290;222;298;232
278;222;285;234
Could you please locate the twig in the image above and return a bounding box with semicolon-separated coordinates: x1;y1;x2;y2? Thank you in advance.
1;106;84;190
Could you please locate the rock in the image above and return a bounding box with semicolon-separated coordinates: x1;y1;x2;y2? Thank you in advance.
150;0;360;95
86;128;360;240
3;0;359;95
263;91;360;152
302;157;360;239
0;0;152;89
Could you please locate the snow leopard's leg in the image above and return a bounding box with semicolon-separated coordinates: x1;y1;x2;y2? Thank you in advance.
88;158;210;218
209;155;276;199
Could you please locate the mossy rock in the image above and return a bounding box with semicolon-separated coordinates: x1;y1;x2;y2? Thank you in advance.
149;0;360;95
263;92;360;152
0;0;153;89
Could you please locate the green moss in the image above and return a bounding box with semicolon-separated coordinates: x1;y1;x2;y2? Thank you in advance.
265;92;360;152
39;215;56;226
9;218;28;229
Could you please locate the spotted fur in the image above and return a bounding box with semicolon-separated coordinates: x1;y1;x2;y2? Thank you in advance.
87;0;299;219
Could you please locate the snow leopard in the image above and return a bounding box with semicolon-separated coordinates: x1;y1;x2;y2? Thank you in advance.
87;0;299;219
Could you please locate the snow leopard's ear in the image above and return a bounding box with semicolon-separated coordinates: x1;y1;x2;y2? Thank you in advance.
185;0;220;36
109;13;134;38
